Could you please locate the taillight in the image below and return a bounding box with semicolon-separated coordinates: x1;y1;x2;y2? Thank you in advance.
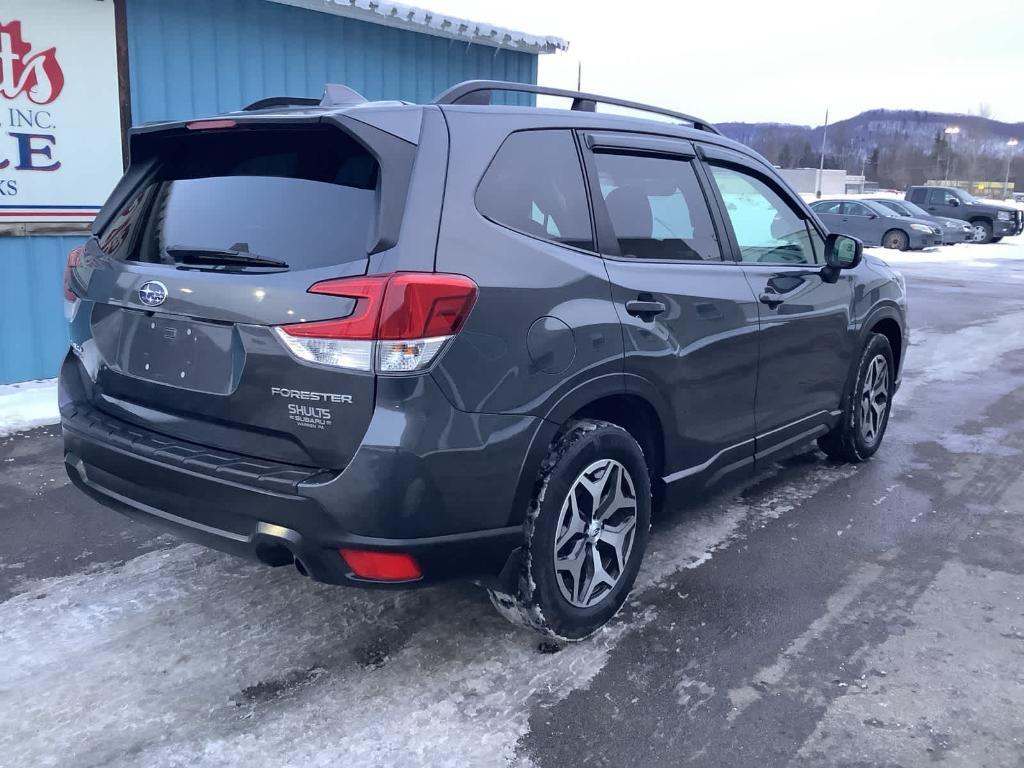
185;119;237;130
274;272;478;373
339;549;422;581
63;246;82;302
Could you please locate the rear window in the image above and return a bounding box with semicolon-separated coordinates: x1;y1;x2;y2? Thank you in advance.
96;127;379;270
475;130;593;251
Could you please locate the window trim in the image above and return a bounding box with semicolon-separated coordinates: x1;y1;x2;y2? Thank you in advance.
578;131;730;265
698;151;824;267
473;127;598;256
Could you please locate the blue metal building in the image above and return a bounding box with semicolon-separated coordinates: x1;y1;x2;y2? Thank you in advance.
0;0;564;384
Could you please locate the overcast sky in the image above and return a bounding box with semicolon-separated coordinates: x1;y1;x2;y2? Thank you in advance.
425;0;1024;126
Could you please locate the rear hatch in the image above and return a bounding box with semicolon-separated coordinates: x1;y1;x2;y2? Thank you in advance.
68;117;415;469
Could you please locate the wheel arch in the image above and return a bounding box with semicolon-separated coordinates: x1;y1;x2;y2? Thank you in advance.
506;378;669;525
868;315;903;371
841;305;904;401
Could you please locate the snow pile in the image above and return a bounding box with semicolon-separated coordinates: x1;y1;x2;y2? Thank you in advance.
0;379;59;436
869;237;1024;268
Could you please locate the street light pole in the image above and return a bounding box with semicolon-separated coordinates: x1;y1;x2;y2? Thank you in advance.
1005;138;1019;199
816;107;829;199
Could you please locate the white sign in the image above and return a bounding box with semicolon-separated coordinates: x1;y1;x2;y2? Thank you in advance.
0;1;122;224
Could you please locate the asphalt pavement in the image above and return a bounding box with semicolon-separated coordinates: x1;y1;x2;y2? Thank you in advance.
2;239;1023;767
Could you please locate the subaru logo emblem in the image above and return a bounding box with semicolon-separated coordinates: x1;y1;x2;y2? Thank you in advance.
138;281;168;307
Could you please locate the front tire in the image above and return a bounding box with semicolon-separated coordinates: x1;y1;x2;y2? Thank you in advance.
882;229;909;251
818;333;895;462
971;220;993;243
489;420;651;641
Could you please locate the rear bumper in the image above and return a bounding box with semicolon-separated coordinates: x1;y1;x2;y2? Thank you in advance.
63;413;523;587
59;354;545;588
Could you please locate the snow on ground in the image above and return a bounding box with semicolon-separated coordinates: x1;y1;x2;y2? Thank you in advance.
896;310;1024;403
0;379;59;437
0;456;858;768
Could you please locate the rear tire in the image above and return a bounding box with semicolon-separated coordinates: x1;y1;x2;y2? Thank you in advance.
818;333;894;463
882;229;909;251
971;220;993;244
488;420;651;641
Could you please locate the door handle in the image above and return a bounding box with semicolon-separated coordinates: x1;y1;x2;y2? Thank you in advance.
625;298;666;320
759;292;784;309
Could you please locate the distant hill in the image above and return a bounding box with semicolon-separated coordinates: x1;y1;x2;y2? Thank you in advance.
717;110;1023;190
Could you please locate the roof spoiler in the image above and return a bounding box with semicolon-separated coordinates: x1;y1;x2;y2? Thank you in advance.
243;83;368;112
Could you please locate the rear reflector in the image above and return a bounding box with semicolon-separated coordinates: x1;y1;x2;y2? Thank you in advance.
277;272;477;373
64;246;82;301
339;549;422;581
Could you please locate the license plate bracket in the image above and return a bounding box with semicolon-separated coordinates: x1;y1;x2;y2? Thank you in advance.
118;313;238;394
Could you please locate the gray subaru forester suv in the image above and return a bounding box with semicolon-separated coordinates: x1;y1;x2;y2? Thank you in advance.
60;80;907;640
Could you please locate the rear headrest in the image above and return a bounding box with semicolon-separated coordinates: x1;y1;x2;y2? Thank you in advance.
604;186;652;238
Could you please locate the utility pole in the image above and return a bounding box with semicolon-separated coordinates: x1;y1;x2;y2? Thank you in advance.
577;61;582;92
1005;138;1019;199
944;125;960;182
815;108;829;199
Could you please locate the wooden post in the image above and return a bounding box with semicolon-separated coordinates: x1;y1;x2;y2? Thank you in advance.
113;0;132;169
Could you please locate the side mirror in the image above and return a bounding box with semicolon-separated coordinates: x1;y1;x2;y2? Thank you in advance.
867;213;877;219
949;198;960;207
825;233;863;270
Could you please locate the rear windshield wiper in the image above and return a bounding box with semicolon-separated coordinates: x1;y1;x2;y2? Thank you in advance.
166;244;289;270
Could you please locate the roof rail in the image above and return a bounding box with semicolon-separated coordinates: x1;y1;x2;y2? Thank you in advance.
434;80;721;135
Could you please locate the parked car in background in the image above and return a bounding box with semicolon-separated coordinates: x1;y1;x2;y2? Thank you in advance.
868;198;973;244
905;186;1024;243
59;79;907;640
810;199;942;250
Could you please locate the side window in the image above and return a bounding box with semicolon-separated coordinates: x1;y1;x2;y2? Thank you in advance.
709;165;817;265
476;130;593;250
812;201;842;215
842;202;871;217
942;190;960;205
592;152;721;261
926;189;946;205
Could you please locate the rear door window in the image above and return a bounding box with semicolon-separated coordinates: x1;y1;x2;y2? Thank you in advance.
591;152;721;261
812;201;843;215
842;202;872;216
476;130;593;251
97;127;380;270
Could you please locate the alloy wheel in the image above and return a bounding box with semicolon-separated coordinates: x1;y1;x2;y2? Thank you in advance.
860;354;890;445
883;231;907;250
553;459;638;609
971;223;988;242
